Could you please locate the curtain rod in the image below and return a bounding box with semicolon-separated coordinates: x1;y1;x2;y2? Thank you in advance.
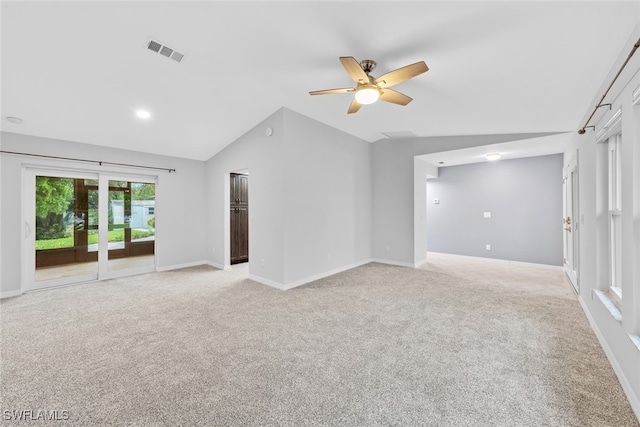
578;37;640;134
0;150;176;173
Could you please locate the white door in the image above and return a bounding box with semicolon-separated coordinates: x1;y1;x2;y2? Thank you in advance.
23;168;157;292
563;159;579;293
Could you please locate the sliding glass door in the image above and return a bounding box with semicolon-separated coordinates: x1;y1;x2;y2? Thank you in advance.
106;179;155;273
24;169;156;291
27;171;100;289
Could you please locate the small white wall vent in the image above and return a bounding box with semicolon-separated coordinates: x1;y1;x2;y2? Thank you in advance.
147;39;185;63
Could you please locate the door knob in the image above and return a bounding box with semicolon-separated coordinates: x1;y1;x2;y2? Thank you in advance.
566;217;572;225
564;226;572;232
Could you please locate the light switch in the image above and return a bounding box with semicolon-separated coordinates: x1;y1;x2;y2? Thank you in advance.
483;212;491;218
433;198;440;204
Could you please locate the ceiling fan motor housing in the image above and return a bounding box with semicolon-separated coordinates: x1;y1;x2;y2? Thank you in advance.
360;59;377;74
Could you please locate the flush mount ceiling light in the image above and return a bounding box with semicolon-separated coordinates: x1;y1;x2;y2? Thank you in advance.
135;110;151;119
485;152;501;161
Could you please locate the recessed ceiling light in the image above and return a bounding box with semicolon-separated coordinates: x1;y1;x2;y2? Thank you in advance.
485;152;501;161
135;110;151;119
6;116;23;124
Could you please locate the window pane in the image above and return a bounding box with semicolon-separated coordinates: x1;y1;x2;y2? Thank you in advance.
108;180;155;272
35;176;75;250
35;175;99;282
131;182;155;243
610;214;622;295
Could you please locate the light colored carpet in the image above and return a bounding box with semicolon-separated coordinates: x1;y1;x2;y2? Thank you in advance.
1;259;638;426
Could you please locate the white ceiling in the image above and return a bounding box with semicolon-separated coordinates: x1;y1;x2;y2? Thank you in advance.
2;1;638;161
417;132;570;168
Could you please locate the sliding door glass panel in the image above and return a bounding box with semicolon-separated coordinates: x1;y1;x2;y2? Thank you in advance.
34;175;99;283
107;179;155;272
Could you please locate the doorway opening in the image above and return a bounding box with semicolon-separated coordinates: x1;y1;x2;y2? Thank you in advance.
563;154;579;294
229;172;249;265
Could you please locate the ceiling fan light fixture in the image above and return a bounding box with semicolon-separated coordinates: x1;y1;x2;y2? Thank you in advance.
355;86;380;105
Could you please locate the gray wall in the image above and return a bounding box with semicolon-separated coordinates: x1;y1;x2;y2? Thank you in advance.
371;132;563;266
426;154;563;265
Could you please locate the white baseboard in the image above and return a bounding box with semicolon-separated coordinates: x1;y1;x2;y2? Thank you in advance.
157;260;224;272
249;259;374;291
0;289;22;299
285;259;374;290
370;258;415;268
426;252;563;271
205;260;228;270
248;274;287;291
578;295;640;422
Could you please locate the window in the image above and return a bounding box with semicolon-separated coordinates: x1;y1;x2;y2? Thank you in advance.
608;132;622;301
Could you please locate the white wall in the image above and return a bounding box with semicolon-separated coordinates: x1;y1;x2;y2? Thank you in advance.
205;108;287;283
204;107;372;289
282;108;372;285
567;25;640;419
0;132;208;297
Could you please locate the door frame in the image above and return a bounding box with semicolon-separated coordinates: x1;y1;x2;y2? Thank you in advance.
22;166;158;292
226;169;249;268
563;153;579;293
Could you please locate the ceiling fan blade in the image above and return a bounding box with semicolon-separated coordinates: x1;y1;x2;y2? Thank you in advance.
309;87;355;96
347;98;362;114
379;88;413;105
340;56;369;84
375;61;428;88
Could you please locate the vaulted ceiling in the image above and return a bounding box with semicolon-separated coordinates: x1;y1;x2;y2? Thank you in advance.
2;1;638;161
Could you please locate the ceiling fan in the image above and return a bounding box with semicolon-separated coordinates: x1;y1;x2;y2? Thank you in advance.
309;56;429;114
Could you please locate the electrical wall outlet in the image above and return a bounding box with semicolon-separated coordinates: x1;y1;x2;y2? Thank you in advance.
486;244;491;251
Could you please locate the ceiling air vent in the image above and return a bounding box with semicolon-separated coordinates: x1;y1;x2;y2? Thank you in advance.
147;40;162;53
159;46;173;58
381;131;416;138
147;39;185;63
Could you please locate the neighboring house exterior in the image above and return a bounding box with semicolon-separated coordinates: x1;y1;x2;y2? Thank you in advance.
111;200;155;230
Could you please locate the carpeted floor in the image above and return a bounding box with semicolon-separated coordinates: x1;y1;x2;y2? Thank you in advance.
1;257;638;426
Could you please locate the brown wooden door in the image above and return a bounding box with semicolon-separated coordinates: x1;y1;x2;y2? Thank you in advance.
230;173;249;264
